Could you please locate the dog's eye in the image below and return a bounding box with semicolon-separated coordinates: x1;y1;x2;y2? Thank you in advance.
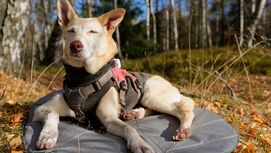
88;30;98;34
67;29;75;33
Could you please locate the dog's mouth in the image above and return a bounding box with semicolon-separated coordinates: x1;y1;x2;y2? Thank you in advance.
70;52;81;57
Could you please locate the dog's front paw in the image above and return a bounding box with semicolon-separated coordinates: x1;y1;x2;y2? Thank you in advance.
36;128;59;149
123;108;145;121
172;128;191;141
128;139;155;153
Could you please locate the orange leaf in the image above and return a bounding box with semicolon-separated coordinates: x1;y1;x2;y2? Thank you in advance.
12;112;23;124
246;143;255;153
11;150;23;153
236;107;244;116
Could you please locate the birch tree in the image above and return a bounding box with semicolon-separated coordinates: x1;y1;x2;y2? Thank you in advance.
87;0;94;17
165;8;170;51
170;0;179;50
0;0;30;74
251;0;256;14
114;0;122;58
150;0;157;44
248;0;267;47
146;0;150;40
239;0;244;46
201;0;207;48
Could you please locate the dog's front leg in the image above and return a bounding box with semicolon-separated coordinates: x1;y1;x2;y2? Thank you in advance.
33;93;75;149
96;87;155;153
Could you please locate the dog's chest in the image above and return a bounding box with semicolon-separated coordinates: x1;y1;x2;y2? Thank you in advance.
62;62;150;124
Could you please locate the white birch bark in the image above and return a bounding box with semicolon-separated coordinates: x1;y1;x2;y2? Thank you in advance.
0;0;30;74
240;0;244;46
170;0;179;50
201;0;207;48
87;0;94;17
165;9;169;51
150;0;157;44
252;0;256;14
248;0;267;47
146;0;150;40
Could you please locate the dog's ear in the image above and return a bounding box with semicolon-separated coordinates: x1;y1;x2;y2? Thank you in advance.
57;0;77;27
98;8;126;31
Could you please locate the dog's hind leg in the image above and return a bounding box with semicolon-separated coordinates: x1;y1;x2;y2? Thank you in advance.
141;76;195;141
33;93;75;149
96;87;155;153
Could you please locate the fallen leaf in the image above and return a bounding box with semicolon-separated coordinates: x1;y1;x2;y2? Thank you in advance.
11;150;23;153
9;135;22;148
12;112;23;124
247;128;257;135
255;117;264;124
237;107;244;116
247;143;255;153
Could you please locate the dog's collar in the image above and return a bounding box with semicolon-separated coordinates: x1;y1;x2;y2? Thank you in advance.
64;60;114;88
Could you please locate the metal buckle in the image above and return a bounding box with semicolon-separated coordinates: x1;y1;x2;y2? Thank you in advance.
93;81;102;91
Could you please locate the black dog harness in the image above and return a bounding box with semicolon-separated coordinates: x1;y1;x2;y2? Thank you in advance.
63;60;149;125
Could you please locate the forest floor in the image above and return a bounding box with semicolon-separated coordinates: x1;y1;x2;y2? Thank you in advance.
0;48;271;153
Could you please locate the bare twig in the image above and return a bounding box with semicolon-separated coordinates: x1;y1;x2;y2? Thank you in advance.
214;71;237;99
0;85;7;101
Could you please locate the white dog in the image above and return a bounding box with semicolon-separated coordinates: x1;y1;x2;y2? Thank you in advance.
33;0;195;153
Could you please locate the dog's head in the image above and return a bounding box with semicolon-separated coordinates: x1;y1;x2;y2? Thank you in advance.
57;0;125;73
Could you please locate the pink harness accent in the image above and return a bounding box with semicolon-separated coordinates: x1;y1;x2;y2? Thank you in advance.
112;67;137;88
111;67;142;107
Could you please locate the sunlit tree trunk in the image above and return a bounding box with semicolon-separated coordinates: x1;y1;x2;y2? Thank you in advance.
114;0;122;58
146;0;150;40
248;0;267;47
150;0;157;44
0;0;30;74
239;0;244;46
170;0;179;51
87;0;94;17
252;0;256;14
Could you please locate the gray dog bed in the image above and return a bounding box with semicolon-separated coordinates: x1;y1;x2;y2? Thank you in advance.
24;91;239;153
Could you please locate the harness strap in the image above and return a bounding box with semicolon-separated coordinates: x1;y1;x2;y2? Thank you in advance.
80;68;114;97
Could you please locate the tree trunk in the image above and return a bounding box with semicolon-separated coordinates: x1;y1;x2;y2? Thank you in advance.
87;0;94;17
252;0;256;14
150;0;157;44
201;0;207;48
207;21;212;48
114;0;122;58
170;0;179;51
239;0;244;46
248;0;267;47
0;0;30;74
146;0;150;40
165;8;170;51
220;0;225;46
215;0;221;46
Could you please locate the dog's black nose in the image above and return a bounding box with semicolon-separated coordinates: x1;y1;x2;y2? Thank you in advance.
70;40;83;53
